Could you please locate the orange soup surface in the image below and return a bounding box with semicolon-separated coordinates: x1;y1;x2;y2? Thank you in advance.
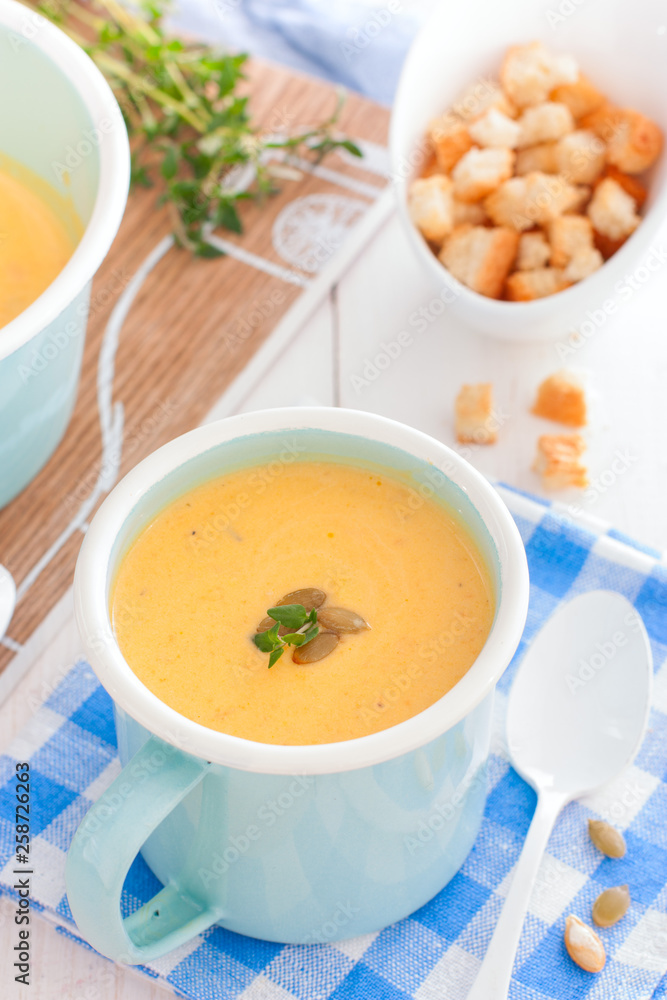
0;158;80;328
111;460;495;744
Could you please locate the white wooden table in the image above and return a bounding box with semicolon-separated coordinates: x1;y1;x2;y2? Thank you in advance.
2;170;667;998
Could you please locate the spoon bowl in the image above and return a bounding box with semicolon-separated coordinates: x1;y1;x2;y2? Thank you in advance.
508;590;652;798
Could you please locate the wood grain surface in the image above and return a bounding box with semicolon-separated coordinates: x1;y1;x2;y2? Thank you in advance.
0;60;388;673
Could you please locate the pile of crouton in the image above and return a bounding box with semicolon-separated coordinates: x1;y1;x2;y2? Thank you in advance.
408;41;663;301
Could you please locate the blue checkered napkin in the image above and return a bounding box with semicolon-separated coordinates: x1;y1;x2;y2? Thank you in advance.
2;486;667;1000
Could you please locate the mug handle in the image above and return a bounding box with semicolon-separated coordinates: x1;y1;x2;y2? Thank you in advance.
65;733;223;963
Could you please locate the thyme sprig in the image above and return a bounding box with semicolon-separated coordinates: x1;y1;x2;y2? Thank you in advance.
253;604;319;668
29;0;362;256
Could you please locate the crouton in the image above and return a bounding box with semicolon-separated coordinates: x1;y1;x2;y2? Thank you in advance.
550;74;605;121
605;109;663;174
547;215;594;267
533;434;588;489
515;143;559;176
593;230;626;260
516;231;551;270
455;383;497;444
452;198;488;226
505;267;570;301
555;130;606;184
580;105;663;172
563;246;604;282
565;185;592;214
452;147;515;202
517;102;575;148
587;178;640;240
501;42;578;108
408;175;454;244
428;116;474;173
453;78;516;121
532;371;587;426
440;225;519;298
600;165;648;207
485;172;580;230
468;108;522;149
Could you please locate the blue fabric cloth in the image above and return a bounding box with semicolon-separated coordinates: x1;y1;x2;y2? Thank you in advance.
1;485;667;998
168;0;422;105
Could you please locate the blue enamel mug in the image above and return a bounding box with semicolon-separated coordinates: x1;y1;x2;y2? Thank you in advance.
0;0;129;509
67;408;529;962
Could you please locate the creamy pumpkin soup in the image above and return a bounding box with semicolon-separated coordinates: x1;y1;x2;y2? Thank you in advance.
111;461;494;745
0;158;80;328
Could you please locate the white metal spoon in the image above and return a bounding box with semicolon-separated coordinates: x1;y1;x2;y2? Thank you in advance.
467;590;652;1000
0;564;16;641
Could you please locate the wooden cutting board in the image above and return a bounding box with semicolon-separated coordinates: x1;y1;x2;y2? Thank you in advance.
0;59;388;673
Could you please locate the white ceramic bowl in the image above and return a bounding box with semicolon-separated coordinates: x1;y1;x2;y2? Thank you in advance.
390;0;667;341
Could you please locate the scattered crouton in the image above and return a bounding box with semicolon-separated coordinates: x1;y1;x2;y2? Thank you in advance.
429;116;474;173
547;215;594;268
485;172;580;230
408;175;454;244
452;147;516;202
440;225;519;298
532;371;587;426
533;434;588;489
600;165;648;207
452;198;488;226
515;143;559;176
555;130;606;184
605;109;663;173
516;231;551;270
517;102;575;148
455;383;497;444
453;79;516;121
505;267;570;301
587;178;640;240
501;42;578;108
468;108;522;149
563;246;604;282
550;74;605;120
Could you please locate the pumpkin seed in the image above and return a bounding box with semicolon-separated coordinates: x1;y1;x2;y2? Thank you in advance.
292;631;339;663
588;819;626;858
564;915;606;973
317;607;370;634
256;617;288;635
276;588;326;611
592;885;630;928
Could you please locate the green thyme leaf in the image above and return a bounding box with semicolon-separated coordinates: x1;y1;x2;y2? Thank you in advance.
268;648;284;668
266;604;309;629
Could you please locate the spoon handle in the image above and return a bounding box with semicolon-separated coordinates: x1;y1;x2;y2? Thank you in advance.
467;789;567;1000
